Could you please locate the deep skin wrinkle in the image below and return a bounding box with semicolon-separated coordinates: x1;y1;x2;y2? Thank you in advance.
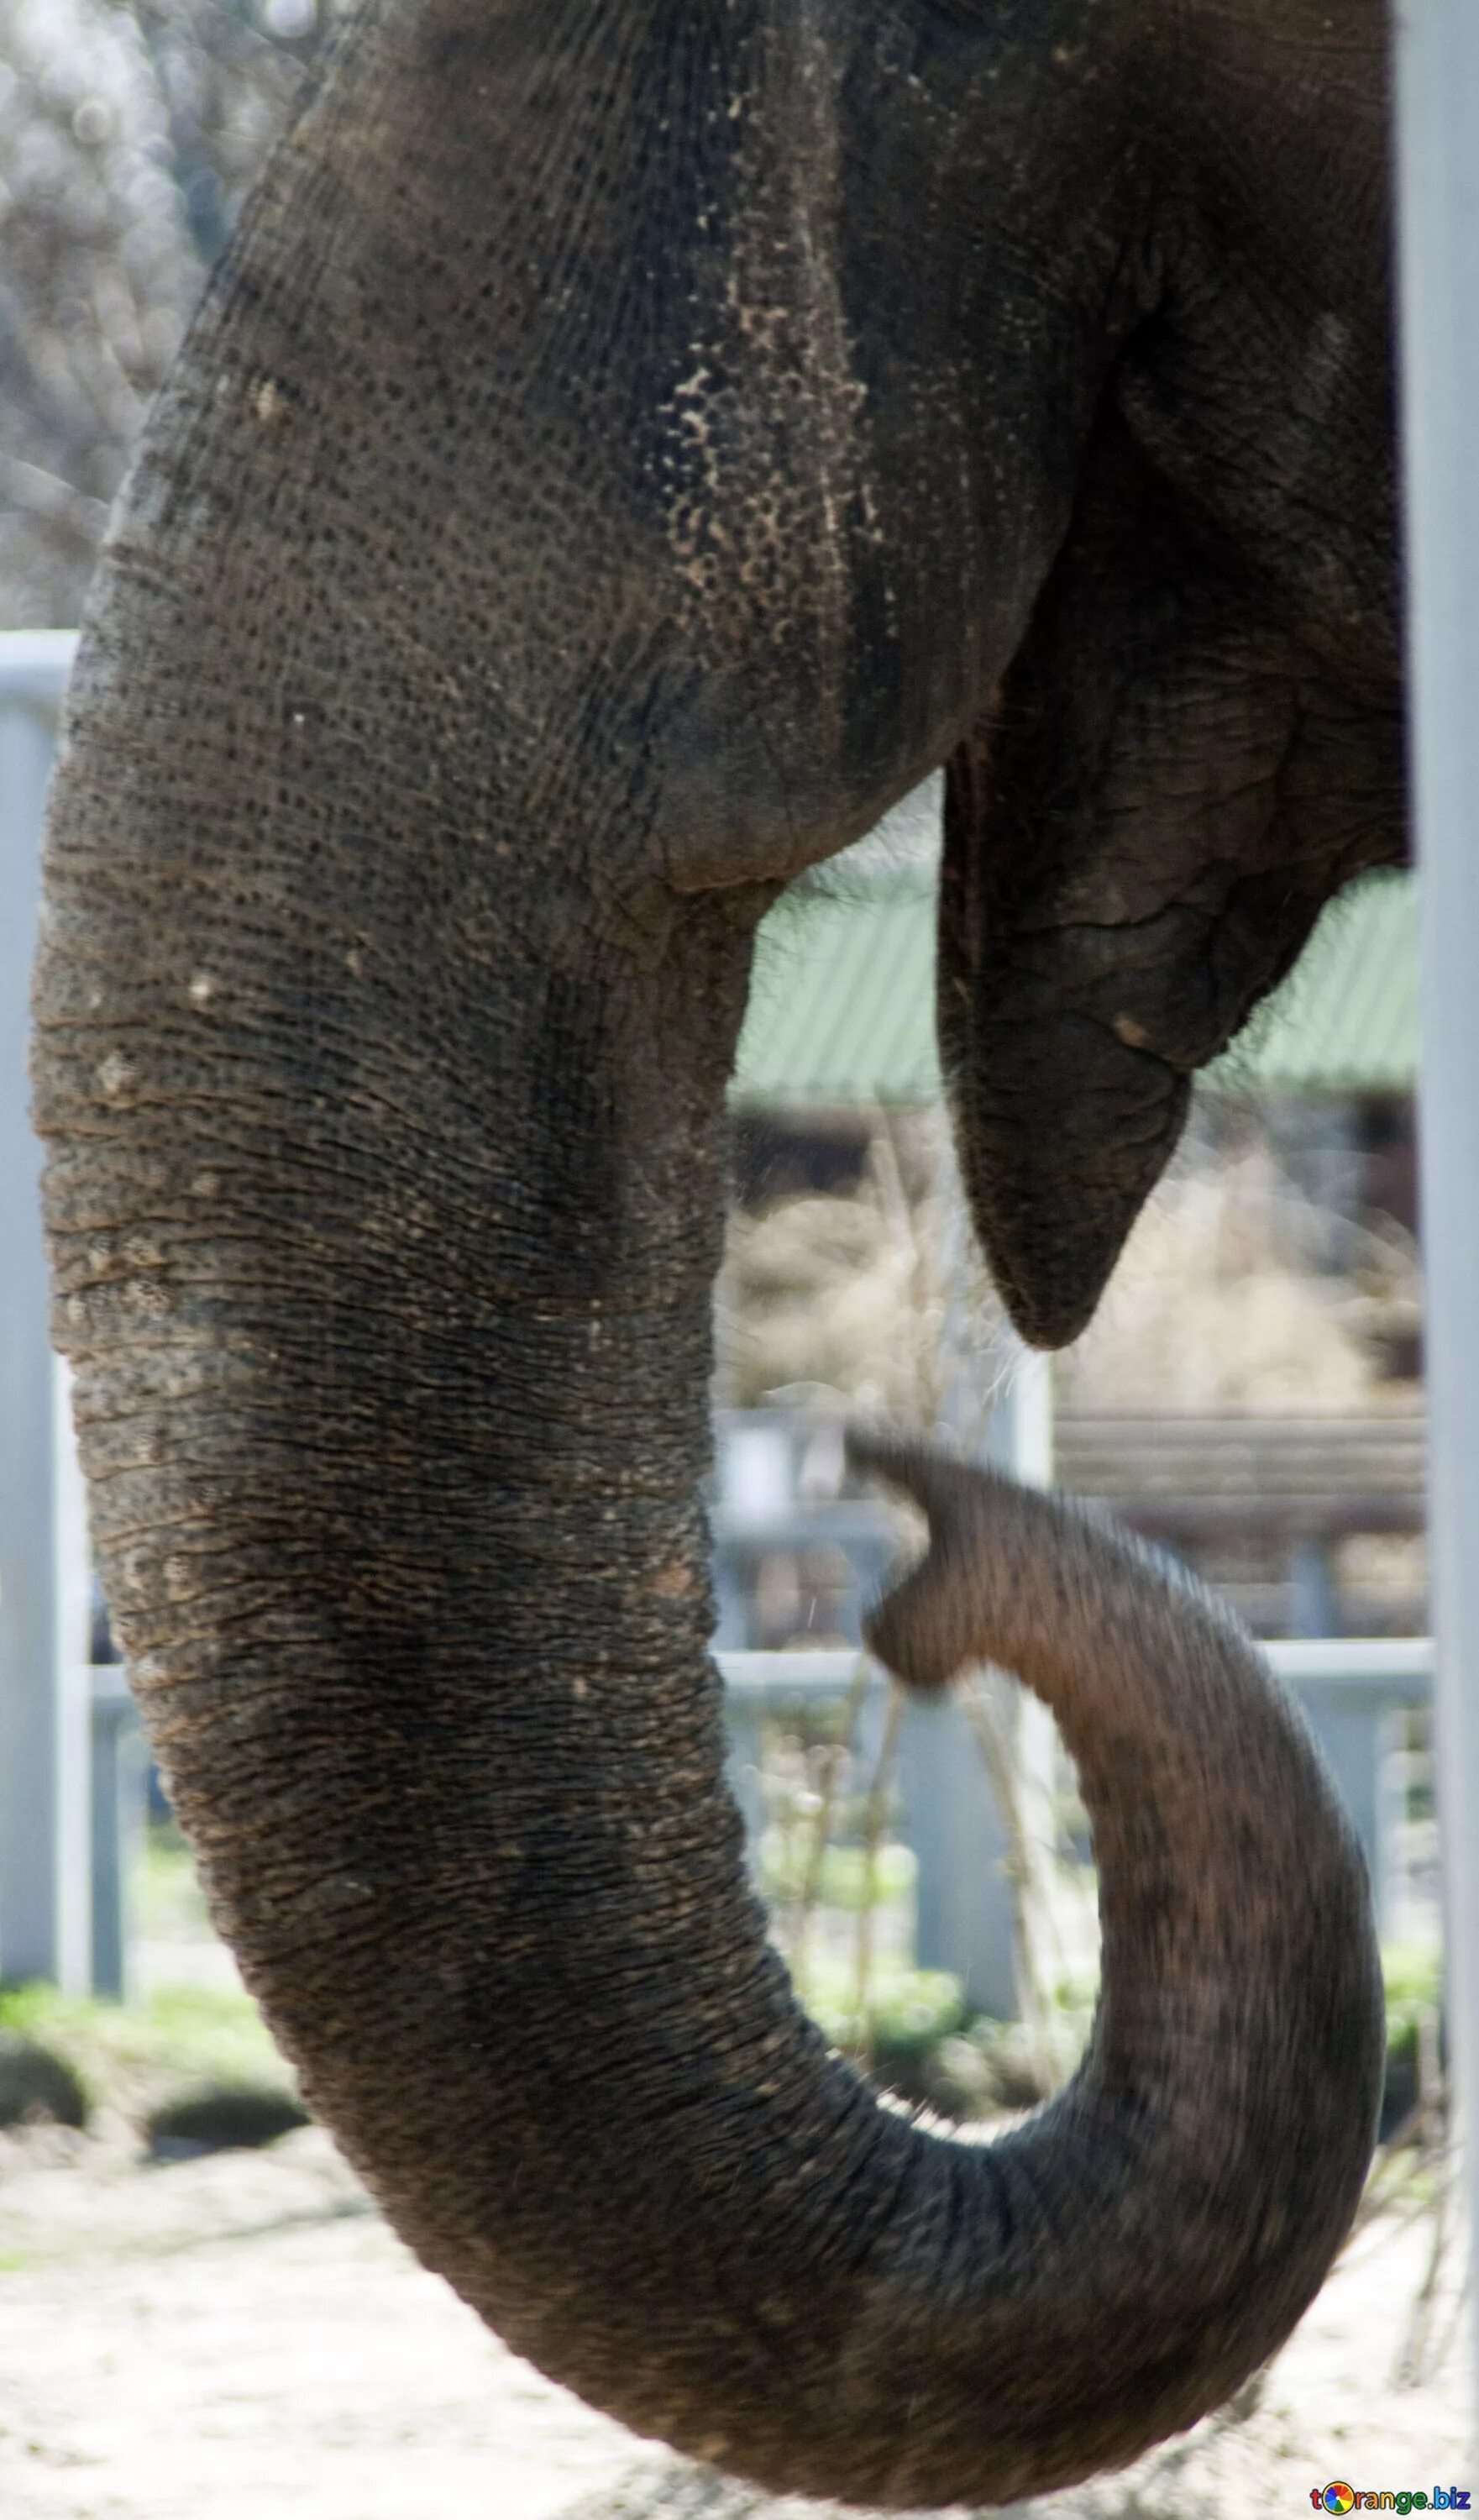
34;0;1393;2503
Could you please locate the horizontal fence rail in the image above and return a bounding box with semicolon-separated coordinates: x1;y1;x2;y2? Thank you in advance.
721;1638;1431;2013
721;1641;1436;1694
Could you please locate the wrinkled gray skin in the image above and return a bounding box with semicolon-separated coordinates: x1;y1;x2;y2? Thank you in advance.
33;0;1393;2507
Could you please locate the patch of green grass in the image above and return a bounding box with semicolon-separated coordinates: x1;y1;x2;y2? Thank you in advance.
1380;1940;1442;2127
139;1824;214;1943
1382;1942;1442;2061
1382;1940;1440;2016
0;1821;294;2121
0;1978;291;2118
793;1960;967;2057
760;1835;917;1912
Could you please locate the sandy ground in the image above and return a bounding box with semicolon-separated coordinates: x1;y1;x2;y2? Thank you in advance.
0;2116;1469;2520
0;2125;648;2520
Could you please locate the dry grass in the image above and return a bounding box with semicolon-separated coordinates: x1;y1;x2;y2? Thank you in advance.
717;1121;1421;1422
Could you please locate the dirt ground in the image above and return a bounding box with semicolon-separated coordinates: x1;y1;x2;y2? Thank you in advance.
0;2121;646;2520
0;2115;1470;2520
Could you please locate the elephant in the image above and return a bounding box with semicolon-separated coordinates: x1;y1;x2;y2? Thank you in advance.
30;0;1396;2507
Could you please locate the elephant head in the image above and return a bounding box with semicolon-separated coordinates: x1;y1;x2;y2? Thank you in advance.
33;0;1392;2505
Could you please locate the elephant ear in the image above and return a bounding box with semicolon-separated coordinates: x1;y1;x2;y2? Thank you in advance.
941;412;1404;1350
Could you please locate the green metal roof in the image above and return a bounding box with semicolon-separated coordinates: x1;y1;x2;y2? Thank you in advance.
1205;871;1418;1095
731;867;1418;1111
732;879;941;1107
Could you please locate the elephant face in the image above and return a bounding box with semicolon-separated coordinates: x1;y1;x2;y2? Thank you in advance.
32;0;1391;2506
584;0;1403;1339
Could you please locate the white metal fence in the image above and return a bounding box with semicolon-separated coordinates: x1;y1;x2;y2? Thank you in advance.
0;631;91;1992
721;1640;1437;2005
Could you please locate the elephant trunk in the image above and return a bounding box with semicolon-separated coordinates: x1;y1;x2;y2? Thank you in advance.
39;643;1380;2507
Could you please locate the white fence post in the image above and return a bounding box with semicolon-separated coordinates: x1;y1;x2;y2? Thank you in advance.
899;1149;1045;2019
0;632;88;1989
989;1347;1061;2009
1395;0;1479;2439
